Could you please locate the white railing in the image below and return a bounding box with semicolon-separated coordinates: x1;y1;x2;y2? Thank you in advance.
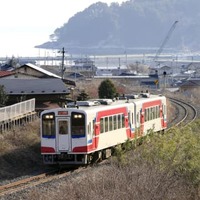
0;99;35;122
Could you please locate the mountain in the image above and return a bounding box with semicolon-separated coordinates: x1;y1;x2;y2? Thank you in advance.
36;0;200;55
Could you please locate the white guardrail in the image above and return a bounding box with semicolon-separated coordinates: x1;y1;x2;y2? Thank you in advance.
0;99;35;122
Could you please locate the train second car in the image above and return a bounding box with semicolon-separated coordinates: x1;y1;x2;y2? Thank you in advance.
40;93;167;165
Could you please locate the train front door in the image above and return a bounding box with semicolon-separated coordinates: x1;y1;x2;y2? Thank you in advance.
57;118;71;151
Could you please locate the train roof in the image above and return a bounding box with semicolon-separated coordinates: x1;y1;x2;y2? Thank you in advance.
65;93;166;113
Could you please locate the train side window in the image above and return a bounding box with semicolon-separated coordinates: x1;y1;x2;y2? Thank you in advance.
122;114;125;128
144;109;147;122
88;122;92;135
156;106;159;118
152;107;155;119
105;117;109;132
113;115;117;130
128;112;131;125
118;114;121;129
42;113;55;137
163;105;166;115
137;113;139;123
109;116;113;131
132;113;134;124
100;118;104;133
147;108;149;121
150;108;153;120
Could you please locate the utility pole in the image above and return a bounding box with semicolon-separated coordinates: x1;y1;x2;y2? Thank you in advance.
61;47;65;79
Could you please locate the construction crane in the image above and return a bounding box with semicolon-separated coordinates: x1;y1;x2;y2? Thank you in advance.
153;20;178;62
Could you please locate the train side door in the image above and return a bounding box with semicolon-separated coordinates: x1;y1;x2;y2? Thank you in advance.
57;118;71;151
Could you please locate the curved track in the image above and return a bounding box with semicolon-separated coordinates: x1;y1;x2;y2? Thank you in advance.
168;97;198;128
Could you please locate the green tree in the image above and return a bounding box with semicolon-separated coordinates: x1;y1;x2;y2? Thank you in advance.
98;79;117;98
0;85;8;107
77;90;89;101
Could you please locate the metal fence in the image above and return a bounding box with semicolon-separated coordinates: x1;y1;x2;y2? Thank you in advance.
0;98;35;123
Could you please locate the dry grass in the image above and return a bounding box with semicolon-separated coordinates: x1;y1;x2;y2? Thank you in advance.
0;118;45;182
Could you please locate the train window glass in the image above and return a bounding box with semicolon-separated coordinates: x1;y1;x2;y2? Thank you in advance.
42;113;55;137
88;122;91;135
150;108;153;120
132;113;134;124
144;109;148;122
158;106;160;118
122;114;125;128
59;120;68;135
137;113;139;123
100;118;104;133
156;106;158;118
146;108;149;121
128;112;131;125
118;114;121;129
93;119;95;134
113;115;117;130
152;107;155;119
71;112;85;137
109;116;113;131
105;117;109;132
163;105;166;115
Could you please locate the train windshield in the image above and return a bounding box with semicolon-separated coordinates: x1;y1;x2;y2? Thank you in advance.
42;112;55;138
71;112;85;138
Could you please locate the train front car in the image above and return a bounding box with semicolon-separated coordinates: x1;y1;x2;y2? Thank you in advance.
41;108;89;165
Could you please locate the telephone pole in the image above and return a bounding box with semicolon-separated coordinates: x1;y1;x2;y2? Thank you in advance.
59;47;66;79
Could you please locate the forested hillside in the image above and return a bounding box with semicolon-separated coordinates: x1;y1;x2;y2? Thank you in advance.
36;0;200;54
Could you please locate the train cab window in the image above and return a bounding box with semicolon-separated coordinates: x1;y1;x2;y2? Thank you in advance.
42;113;55;137
71;112;85;138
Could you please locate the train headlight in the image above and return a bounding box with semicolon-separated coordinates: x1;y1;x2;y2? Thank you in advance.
74;114;82;118
45;115;54;119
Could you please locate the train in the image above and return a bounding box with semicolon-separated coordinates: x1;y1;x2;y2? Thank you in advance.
40;92;167;165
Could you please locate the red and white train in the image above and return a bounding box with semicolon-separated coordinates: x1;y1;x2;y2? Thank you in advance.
40;93;167;165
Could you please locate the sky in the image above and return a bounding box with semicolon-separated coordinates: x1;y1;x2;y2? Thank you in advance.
0;0;127;57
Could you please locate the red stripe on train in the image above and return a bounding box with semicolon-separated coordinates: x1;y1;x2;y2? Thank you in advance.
41;147;55;153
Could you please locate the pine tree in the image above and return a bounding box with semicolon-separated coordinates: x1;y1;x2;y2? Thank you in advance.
98;79;117;99
77;90;89;101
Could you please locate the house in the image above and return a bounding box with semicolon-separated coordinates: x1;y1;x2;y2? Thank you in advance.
0;78;71;112
0;71;15;78
150;65;173;76
1;63;75;86
71;58;96;71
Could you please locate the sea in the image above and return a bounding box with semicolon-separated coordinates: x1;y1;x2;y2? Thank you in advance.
1;47;200;69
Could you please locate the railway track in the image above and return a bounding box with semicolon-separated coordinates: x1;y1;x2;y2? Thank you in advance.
168;97;198;128
0;169;73;197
